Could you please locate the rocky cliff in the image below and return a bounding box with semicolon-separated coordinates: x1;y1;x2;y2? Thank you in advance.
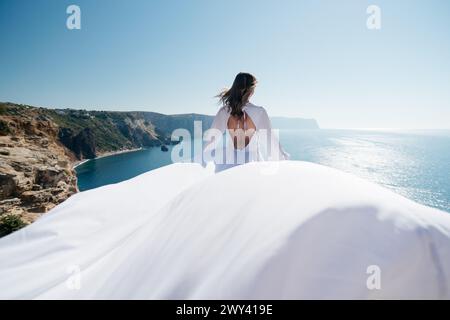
0;104;78;235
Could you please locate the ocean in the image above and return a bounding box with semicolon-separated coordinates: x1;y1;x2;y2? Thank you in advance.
76;129;450;213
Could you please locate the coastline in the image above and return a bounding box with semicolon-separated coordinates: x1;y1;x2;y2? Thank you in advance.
72;147;144;169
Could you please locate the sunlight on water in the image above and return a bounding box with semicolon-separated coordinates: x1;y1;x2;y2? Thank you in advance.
281;129;450;213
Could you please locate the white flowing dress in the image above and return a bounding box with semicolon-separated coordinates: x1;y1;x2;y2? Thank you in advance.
204;102;289;172
2;161;450;299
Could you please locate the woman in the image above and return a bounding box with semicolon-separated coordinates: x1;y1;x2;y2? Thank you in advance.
204;72;289;172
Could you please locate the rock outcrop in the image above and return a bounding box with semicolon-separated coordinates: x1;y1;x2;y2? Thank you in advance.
0;105;78;228
58;127;96;159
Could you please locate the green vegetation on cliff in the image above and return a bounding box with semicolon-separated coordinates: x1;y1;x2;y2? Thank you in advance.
0;102;213;160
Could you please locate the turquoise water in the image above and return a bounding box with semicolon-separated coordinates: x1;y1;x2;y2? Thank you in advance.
76;129;450;213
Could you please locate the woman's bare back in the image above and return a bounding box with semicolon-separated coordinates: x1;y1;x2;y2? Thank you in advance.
227;112;256;150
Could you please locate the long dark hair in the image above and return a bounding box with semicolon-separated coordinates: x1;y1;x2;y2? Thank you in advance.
217;72;257;117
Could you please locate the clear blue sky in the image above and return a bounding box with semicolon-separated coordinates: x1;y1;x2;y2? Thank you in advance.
1;0;449;129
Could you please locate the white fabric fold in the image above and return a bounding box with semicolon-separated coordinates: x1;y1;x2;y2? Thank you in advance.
1;161;450;299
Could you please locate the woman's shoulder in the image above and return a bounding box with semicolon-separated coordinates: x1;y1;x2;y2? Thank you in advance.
215;103;267;117
245;103;267;113
245;103;269;119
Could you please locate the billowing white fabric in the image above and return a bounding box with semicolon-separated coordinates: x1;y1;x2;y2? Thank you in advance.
1;161;450;299
204;103;290;172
